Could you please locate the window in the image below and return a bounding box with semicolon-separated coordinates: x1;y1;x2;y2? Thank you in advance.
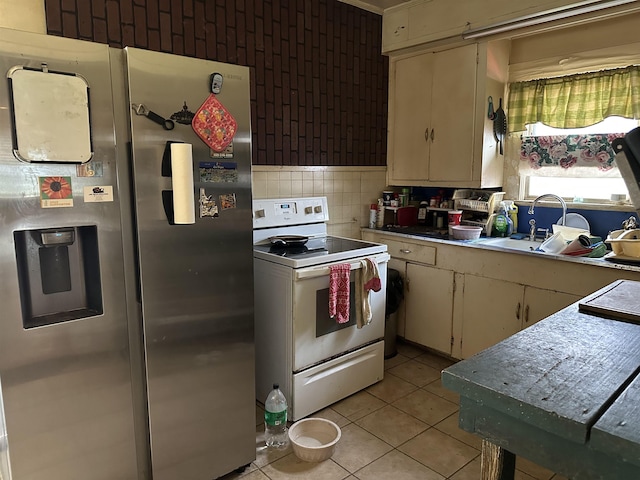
520;117;638;202
509;66;640;204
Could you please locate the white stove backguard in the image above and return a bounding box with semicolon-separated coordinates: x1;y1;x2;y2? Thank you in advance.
253;197;329;229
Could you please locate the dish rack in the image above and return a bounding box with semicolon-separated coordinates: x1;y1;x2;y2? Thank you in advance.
453;190;505;233
454;190;505;213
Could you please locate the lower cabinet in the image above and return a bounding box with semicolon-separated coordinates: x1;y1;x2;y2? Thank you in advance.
459;275;581;358
521;285;581;329
404;263;454;355
460;275;523;359
363;229;629;360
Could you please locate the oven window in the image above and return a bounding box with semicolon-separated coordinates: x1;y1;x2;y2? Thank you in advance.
315;281;356;337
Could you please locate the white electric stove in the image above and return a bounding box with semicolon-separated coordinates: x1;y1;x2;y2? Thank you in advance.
253;197;389;420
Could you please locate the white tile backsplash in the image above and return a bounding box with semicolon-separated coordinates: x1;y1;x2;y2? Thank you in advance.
252;166;387;239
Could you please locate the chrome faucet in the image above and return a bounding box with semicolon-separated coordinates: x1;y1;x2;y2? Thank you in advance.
528;194;567;226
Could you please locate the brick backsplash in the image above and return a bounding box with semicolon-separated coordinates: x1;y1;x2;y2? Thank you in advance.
45;0;388;168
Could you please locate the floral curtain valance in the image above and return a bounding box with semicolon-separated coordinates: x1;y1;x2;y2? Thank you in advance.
508;66;640;132
520;133;625;171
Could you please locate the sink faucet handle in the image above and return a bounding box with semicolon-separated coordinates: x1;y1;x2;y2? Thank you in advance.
537;227;551;239
528;219;536;241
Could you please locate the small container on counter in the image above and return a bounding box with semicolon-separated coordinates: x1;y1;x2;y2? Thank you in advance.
369;204;377;228
376;199;385;228
418;201;429;224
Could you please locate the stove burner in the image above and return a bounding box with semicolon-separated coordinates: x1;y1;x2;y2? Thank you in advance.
268;244;328;257
269;244;308;255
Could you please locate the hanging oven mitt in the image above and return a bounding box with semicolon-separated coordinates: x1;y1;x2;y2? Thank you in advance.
191;73;237;152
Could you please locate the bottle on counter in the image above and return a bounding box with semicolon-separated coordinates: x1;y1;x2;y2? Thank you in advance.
491;202;513;237
504;201;518;233
264;383;288;448
376;198;385;228
369;203;377;229
418;201;429;224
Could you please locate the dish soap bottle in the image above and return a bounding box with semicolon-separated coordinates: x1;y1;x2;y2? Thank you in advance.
491;202;513;237
264;384;288;448
504;200;518;233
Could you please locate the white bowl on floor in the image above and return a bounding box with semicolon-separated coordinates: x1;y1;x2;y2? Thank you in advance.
288;418;341;462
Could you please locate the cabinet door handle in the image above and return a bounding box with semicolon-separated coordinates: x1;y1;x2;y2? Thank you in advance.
424;128;429;142
430;128;435;141
516;302;521;320
400;249;412;254
524;304;530;323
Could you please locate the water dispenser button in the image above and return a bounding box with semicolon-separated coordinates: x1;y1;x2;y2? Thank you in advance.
40;229;75;246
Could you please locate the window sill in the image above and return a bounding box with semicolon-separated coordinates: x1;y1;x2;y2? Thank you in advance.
515;201;636;213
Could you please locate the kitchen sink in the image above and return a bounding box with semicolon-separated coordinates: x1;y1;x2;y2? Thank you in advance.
479;237;543;252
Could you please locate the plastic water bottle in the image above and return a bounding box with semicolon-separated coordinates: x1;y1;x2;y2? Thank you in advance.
264;384;288;448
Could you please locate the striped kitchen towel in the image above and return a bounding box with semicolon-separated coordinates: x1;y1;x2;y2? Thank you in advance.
329;263;351;324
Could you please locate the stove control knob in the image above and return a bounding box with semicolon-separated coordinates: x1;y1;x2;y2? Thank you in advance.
314;205;323;213
255;209;265;218
304;206;313;214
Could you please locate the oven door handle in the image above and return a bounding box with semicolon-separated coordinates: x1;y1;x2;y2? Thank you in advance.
294;253;390;280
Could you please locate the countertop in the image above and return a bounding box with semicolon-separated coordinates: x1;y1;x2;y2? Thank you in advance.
442;296;640;478
361;227;640;274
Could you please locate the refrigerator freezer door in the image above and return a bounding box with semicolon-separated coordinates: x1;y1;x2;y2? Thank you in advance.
122;48;255;480
0;30;138;480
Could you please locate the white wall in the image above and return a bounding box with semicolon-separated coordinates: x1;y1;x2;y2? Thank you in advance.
252;166;387;238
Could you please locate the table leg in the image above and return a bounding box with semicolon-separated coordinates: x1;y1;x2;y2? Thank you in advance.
481;439;516;480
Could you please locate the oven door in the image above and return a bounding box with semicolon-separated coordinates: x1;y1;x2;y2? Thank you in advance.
291;252;389;372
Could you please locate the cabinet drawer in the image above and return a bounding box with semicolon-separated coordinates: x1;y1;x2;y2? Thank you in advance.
380;236;436;265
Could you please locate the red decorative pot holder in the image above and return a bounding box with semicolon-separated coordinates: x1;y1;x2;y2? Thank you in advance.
191;94;237;152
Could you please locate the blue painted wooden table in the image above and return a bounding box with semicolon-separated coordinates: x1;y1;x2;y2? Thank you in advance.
442;298;640;480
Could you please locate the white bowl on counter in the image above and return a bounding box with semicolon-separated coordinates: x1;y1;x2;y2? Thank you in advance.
451;225;482;240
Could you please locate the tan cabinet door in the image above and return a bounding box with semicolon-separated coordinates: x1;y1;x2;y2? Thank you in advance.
522;286;581;329
388;51;433;183
460;275;523;358
404;263;454;355
428;44;477;182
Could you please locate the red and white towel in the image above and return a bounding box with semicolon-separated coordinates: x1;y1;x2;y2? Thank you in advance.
329;263;351;324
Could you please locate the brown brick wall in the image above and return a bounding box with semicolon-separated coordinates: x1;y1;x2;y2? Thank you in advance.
45;0;388;167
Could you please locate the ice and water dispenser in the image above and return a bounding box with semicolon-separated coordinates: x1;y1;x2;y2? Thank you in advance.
14;226;103;328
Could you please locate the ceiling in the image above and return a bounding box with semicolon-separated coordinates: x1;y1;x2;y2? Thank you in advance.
338;0;409;15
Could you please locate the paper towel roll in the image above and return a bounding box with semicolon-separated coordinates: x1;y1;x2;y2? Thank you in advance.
170;143;195;224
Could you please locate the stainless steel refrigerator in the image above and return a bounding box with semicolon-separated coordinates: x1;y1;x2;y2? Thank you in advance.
0;29;255;480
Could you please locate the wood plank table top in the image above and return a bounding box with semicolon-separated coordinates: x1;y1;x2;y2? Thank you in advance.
442;294;640;479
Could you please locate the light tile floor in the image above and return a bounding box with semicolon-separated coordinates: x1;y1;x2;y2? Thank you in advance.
222;341;569;480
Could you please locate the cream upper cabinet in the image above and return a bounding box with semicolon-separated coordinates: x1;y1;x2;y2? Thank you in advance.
381;0;635;54
387;41;507;188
